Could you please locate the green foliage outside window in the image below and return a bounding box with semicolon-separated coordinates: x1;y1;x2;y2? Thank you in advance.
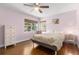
24;19;37;32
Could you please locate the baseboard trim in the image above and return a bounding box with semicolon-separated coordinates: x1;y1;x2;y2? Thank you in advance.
0;39;31;48
15;39;30;44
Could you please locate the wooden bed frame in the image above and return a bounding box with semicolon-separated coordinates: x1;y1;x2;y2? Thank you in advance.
31;39;57;55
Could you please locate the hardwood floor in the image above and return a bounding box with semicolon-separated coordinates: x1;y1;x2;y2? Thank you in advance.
0;40;79;55
58;42;79;55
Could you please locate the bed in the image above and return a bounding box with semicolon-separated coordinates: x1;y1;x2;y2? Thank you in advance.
31;33;65;55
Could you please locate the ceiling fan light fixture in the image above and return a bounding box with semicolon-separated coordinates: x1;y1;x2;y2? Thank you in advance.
24;3;49;13
35;3;39;5
34;6;39;11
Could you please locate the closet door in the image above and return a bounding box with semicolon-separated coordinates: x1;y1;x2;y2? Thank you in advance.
4;25;16;48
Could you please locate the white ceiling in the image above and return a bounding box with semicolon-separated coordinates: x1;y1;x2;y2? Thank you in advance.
0;3;58;18
0;3;78;18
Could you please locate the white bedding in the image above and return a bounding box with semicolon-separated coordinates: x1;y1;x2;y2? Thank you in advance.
33;33;65;51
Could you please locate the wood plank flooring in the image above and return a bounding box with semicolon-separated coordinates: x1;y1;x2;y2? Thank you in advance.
0;40;79;55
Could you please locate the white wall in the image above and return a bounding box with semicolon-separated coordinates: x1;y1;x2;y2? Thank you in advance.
0;5;39;47
46;10;77;34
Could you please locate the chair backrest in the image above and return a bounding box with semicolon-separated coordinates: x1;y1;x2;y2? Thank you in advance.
65;34;77;42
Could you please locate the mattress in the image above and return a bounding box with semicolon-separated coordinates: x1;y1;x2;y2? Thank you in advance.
33;33;65;50
33;34;54;44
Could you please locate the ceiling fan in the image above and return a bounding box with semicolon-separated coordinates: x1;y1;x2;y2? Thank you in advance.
24;3;49;13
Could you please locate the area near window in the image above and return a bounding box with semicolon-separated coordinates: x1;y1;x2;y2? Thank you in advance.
24;19;37;32
39;21;46;32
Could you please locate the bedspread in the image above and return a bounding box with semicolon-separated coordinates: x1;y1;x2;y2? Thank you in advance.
32;33;65;51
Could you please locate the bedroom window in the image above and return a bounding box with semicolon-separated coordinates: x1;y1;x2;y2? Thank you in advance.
24;19;37;32
40;21;46;32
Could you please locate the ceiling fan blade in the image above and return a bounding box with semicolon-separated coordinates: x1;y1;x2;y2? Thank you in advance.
39;9;43;13
24;4;34;7
35;3;40;5
39;6;49;8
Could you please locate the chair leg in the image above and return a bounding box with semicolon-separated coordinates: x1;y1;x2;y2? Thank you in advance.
52;51;57;55
33;42;34;49
55;51;57;55
14;43;16;46
5;46;6;49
